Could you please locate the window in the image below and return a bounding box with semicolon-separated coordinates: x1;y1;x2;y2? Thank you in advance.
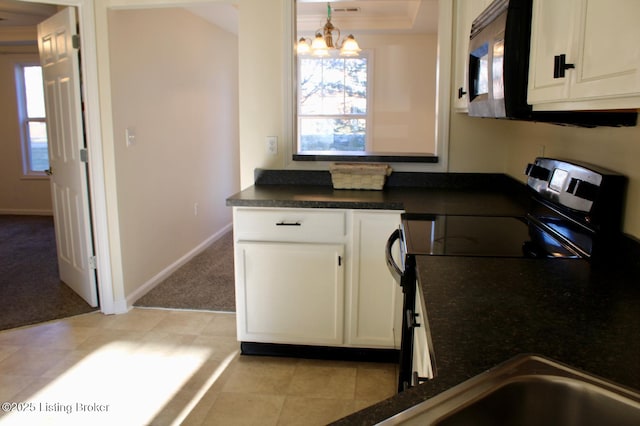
297;52;370;154
15;64;49;176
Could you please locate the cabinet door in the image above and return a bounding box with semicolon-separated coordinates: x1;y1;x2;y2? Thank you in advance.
453;0;493;111
569;0;640;103
527;0;577;104
348;211;403;348
235;241;344;346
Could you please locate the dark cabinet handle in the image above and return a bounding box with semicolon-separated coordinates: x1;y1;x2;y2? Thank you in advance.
275;221;301;226
553;54;575;78
458;87;467;99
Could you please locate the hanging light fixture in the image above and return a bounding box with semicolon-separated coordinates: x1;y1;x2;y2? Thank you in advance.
297;2;361;57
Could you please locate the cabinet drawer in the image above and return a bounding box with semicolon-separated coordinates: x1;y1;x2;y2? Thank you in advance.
234;208;346;242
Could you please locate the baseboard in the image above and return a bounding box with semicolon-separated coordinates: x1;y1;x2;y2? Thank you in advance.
125;223;233;310
0;209;53;216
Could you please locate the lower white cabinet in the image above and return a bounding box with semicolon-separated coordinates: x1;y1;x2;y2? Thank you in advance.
233;207;402;349
235;241;344;345
348;211;403;348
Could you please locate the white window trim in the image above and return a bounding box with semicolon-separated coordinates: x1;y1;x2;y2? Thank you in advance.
15;62;48;179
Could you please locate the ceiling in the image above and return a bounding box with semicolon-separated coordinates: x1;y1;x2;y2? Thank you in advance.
297;0;438;35
0;0;56;27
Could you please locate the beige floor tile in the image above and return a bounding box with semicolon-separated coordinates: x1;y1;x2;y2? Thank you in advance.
0;374;39;402
200;313;237;338
355;364;397;401
0;347;70;377
62;311;111;328
40;349;93;379
0;345;21;363
73;329;148;352
277;396;357;426
151;310;216;335
103;308;169;332
180;389;221;426
190;335;241;361
222;356;297;395
0;309;399;425
287;361;357;400
201;392;285;426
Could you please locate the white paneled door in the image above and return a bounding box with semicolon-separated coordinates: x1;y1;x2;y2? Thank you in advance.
38;7;98;307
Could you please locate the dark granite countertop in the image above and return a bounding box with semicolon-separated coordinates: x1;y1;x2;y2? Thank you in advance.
226;169;640;424
226;170;528;216
334;254;640;424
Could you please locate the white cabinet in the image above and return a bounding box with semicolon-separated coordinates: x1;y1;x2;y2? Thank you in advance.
528;0;640;110
348;211;403;349
233;207;402;349
453;0;492;112
412;282;434;383
235;241;344;345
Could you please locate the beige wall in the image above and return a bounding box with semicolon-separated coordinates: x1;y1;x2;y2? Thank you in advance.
238;0;285;187
502;119;640;239
107;7;240;298
364;33;437;155
0;46;52;215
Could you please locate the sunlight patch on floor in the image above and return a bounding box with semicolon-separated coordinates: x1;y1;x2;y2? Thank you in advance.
1;340;234;426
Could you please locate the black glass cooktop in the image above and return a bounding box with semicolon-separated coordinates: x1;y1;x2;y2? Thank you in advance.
402;214;579;258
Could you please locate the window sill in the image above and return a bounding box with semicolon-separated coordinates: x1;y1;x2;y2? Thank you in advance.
293;153;438;163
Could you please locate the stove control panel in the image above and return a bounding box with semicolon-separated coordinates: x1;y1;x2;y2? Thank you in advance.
525;157;626;232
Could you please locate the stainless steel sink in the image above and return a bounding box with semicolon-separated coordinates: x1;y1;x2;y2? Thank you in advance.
381;354;640;425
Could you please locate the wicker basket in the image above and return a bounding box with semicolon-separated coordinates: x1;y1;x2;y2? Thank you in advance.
329;163;392;190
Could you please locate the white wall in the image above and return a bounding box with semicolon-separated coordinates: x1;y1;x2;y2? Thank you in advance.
0;45;52;215
107;7;240;299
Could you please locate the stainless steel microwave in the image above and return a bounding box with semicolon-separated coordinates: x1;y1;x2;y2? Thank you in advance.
466;0;636;127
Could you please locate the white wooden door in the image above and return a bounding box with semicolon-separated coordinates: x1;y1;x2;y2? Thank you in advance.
38;8;98;307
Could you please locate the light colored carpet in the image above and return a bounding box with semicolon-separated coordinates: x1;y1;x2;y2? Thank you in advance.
134;231;236;312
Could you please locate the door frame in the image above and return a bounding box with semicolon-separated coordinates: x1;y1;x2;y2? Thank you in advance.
19;0;119;314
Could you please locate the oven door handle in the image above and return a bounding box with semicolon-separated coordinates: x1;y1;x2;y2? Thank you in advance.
385;228;404;283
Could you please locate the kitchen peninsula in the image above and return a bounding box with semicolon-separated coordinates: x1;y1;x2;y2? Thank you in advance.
226;169;640;424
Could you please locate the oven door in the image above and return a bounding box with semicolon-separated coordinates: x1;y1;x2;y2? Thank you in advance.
386;227;420;392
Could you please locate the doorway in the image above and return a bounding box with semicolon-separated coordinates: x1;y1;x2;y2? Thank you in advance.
0;0;108;320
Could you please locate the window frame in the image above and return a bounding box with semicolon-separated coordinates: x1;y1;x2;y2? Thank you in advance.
15;62;49;179
296;49;373;155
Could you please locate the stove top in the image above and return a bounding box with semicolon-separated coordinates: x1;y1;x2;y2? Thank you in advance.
400;158;627;260
402;214;579;258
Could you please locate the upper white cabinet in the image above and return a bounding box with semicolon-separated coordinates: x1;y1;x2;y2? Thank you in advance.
453;0;493;112
528;0;640;110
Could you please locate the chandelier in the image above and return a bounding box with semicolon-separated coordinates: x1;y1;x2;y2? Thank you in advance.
297;2;362;57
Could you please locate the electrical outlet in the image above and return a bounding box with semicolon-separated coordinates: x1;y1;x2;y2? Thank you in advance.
266;136;278;155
